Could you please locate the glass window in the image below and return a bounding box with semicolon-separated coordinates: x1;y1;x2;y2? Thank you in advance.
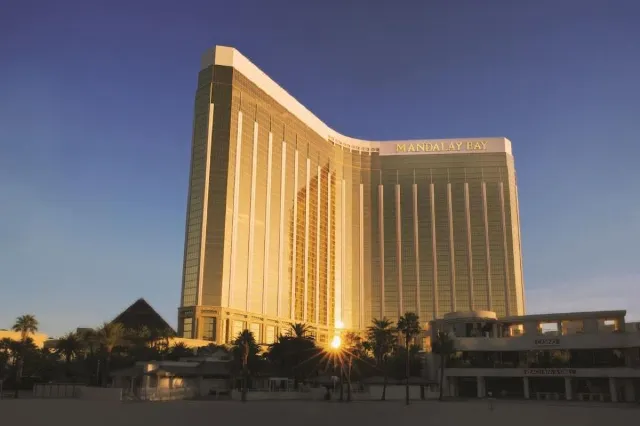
203;317;217;341
250;323;261;342
183;318;193;339
265;326;276;344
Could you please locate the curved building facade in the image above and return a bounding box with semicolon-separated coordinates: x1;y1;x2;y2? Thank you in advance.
178;46;525;345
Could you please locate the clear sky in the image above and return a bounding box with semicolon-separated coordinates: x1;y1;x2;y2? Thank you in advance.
1;1;639;337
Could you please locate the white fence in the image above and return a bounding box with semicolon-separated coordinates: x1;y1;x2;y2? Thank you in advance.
124;387;198;401
33;383;82;398
33;384;123;401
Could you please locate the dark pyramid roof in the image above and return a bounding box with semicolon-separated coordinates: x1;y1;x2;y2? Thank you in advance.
111;298;175;335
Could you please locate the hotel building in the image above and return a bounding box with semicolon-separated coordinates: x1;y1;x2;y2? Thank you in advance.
177;46;525;344
428;310;640;402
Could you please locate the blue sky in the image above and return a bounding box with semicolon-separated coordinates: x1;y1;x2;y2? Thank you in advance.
1;1;639;336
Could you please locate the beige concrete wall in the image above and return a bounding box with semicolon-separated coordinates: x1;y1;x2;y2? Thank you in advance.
170;337;215;349
0;330;49;348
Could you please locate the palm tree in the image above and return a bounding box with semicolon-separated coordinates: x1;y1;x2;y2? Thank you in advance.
125;326;159;361
397;312;421;405
431;330;455;401
267;323;320;389
196;343;229;358
366;317;396;400
55;332;82;376
78;328;100;385
37;347;61;382
233;329;257;402
0;337;13;378
12;315;39;341
153;327;176;359
168;342;194;360
11;314;38;398
79;329;99;357
288;322;312;339
97;322;125;386
341;332;364;402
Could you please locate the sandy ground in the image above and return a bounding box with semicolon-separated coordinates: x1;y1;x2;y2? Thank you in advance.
1;399;639;426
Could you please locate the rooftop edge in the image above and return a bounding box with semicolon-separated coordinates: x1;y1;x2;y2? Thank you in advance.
201;46;512;155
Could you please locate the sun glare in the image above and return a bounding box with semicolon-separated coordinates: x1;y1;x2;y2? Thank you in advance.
330;335;342;349
335;320;344;329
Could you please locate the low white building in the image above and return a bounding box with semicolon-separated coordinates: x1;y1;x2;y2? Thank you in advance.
427;310;640;402
111;351;233;401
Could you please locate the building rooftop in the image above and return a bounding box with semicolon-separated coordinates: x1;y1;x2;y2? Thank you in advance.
201;46;512;155
110;298;176;335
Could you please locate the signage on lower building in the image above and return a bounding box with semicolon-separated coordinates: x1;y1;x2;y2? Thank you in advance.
534;338;560;346
524;368;576;376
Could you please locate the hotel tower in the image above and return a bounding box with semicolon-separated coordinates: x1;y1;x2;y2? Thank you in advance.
178;46;525;345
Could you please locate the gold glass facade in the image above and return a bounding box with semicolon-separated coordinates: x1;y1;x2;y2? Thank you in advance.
178;47;525;344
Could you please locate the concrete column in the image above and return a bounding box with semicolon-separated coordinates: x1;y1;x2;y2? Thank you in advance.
315;167;321;325
303;158;310;321
246;120;259;312
623;379;636;402
412;183;421;318
326;172;332;325
378;184;385;318
609;378;618;402
441;375;449;397
228;110;244;308
492;323;498;338
446;182;456;312
395;184;403;316
429;182;438;318
477;376;485;398
359;183;365;328
290;150;299;319
277;142;287;318
262;132;273;315
481;181;493;310
498;181;511;315
564;378;572;400
450;378;457;398
464;182;474;310
523;377;530;399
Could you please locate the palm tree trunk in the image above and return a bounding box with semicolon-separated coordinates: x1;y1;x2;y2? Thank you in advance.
14;358;23;399
381;360;387;401
438;353;445;401
104;353;111;387
339;364;344;401
65;356;71;378
405;341;410;405
241;362;248;402
346;358;352;402
95;358;101;386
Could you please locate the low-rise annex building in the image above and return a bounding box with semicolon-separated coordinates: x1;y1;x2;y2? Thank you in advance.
426;310;640;402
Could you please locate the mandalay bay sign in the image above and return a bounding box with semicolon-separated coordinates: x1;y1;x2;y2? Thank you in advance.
378;137;512;156
396;140;488;153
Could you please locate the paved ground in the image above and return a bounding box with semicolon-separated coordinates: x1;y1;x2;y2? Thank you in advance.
1;399;638;426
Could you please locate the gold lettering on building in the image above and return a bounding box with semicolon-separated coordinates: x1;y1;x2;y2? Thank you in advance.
395;140;490;154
